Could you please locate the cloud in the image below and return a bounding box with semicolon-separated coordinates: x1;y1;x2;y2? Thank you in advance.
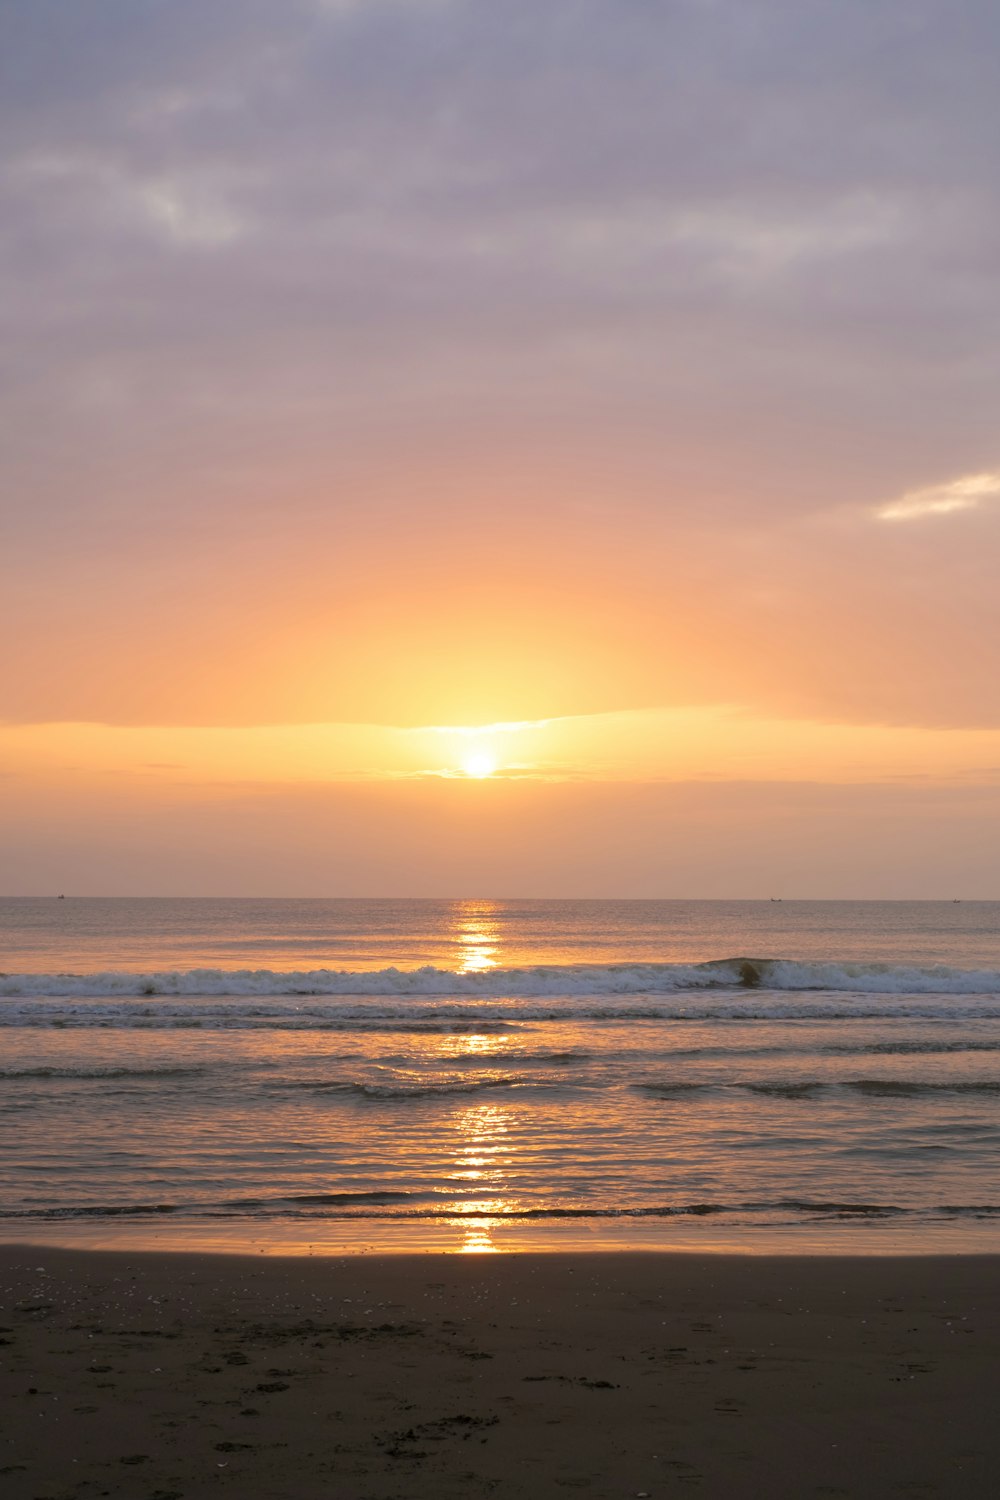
876;471;1000;522
3;1;1000;734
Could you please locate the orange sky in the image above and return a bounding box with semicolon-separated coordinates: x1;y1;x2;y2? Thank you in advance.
3;1;1000;894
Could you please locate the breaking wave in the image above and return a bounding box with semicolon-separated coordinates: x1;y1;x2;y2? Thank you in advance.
4;955;1000;1000
3;957;1000;1033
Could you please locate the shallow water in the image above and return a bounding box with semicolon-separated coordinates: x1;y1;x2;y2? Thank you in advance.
2;898;999;1252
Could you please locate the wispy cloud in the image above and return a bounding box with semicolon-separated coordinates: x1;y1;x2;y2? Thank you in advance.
876;471;1000;522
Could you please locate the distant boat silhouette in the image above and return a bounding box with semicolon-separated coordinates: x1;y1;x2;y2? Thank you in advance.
57;894;65;899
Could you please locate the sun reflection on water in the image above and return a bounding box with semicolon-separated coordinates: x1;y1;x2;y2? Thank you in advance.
450;1102;514;1253
458;1032;509;1057
453;900;503;973
456;1212;505;1254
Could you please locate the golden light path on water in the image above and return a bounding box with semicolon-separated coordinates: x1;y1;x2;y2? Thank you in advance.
454;900;503;973
449;904;516;1247
450;1102;515;1253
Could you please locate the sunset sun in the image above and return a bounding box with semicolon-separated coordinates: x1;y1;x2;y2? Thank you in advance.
462;749;498;779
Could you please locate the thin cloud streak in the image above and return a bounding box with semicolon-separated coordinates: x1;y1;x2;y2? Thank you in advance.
876;471;1000;522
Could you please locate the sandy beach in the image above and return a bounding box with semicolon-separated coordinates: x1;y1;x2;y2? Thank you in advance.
1;1248;997;1499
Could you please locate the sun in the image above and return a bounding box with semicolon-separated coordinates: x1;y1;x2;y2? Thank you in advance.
462;749;497;779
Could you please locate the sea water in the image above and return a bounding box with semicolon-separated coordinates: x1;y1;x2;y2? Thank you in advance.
2;898;999;1253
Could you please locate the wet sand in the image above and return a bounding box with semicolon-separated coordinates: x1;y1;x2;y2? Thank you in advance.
1;1247;997;1498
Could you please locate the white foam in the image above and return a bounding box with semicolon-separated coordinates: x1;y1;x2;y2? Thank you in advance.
2;956;1000;1000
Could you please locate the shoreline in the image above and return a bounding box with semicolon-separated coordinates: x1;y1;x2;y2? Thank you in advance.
3;1247;997;1497
3;1212;1000;1258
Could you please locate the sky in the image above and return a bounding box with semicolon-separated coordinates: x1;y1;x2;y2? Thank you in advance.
3;0;1000;896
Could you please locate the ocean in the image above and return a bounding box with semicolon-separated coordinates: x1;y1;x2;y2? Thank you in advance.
2;897;999;1253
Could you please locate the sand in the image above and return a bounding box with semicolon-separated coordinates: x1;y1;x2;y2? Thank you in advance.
1;1247;997;1499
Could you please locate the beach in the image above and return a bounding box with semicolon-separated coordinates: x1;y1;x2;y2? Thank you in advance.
4;900;999;1493
2;1246;998;1498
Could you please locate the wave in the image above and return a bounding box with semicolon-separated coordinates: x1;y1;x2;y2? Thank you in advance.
738;1081;827;1098
845;1078;1000;1097
5;955;1000;999
635;1081;711;1098
274;1075;528;1100
0;1064;206;1080
5;1196;999;1222
5;998;1000;1030
233;1191;415;1207
824;1040;1000;1055
741;1078;1000;1099
638;1077;1000;1100
411;1048;592;1068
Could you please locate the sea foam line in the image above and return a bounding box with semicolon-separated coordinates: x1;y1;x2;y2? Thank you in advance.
4;955;1000;998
